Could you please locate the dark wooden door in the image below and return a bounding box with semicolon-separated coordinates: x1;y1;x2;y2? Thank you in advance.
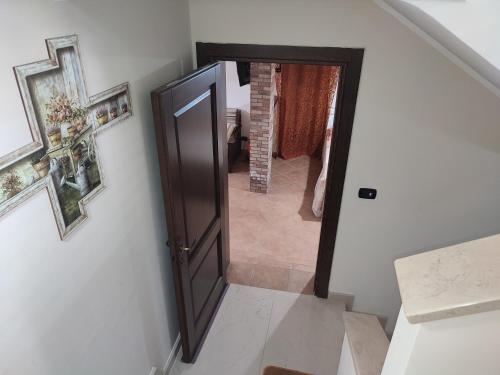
151;63;229;363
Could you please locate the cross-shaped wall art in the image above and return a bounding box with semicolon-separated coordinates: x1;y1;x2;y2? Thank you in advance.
0;35;132;239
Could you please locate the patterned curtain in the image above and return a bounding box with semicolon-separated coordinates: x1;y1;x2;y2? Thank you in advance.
278;64;338;159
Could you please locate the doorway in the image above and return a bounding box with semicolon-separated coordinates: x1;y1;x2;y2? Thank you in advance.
151;44;363;362
197;43;364;298
225;61;341;294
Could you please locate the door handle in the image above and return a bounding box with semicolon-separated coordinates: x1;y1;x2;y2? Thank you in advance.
179;238;197;253
177;243;190;265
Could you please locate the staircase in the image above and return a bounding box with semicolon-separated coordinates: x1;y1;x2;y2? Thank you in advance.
337;312;389;375
337;233;500;375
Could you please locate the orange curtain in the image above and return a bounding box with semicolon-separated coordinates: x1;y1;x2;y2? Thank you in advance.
278;64;338;159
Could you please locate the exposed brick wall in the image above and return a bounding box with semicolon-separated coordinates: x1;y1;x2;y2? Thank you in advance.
249;63;275;193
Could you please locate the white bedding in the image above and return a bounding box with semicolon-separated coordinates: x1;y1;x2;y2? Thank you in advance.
312;128;332;217
227;122;238;143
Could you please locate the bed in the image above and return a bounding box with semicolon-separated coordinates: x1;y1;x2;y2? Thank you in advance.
227;108;241;173
312;127;333;217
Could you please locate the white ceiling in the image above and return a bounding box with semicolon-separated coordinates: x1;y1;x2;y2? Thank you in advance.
375;0;500;96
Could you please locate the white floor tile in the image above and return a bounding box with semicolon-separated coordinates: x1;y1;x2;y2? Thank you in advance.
170;285;345;375
171;285;273;375
262;290;346;375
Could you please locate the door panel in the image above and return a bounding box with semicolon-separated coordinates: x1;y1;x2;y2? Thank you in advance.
191;236;220;320
175;91;218;248
151;63;228;363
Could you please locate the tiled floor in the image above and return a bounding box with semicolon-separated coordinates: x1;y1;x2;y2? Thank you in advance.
227;155;323;294
170;285;347;375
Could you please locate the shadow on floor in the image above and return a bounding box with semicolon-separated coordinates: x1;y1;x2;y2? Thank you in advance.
170;285;347;375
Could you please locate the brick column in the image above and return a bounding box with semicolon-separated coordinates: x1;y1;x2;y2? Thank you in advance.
249;63;275;193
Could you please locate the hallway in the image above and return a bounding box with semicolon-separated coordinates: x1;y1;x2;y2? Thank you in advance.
227;155;323;294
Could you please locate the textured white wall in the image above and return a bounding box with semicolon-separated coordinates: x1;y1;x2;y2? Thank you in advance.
378;0;500;96
0;0;192;374
417;0;500;69
225;61;251;139
381;308;419;375
188;0;500;331
383;308;500;375
336;334;357;375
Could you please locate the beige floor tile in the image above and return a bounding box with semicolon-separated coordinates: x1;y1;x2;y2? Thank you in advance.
251;264;290;291
288;269;315;294
228;156;322;294
227;262;255;285
231;250;292;271
291;263;317;273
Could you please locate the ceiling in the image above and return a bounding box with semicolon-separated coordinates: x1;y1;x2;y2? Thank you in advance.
375;0;500;97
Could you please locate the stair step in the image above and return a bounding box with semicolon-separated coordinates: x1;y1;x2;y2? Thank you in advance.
341;311;389;375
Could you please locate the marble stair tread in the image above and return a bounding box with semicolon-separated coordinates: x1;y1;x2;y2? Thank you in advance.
343;311;389;375
395;233;500;324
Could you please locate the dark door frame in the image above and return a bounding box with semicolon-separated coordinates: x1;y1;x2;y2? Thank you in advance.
196;42;364;298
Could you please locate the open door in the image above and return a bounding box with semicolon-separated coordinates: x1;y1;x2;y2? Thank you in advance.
151;63;229;362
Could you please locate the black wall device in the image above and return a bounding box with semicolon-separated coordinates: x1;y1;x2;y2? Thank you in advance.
358;188;377;200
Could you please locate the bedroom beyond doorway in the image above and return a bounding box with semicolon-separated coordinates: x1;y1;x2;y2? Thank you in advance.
224;61;341;294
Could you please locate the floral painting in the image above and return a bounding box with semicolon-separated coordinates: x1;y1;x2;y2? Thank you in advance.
0;35;131;239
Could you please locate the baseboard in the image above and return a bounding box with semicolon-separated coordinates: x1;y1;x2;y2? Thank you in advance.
162;334;181;375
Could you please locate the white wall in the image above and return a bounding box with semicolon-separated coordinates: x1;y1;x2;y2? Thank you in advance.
0;0;192;374
378;0;500;96
336;334;357;375
225;61;251;139
188;0;500;331
412;0;500;69
381;308;419;375
382;307;500;375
